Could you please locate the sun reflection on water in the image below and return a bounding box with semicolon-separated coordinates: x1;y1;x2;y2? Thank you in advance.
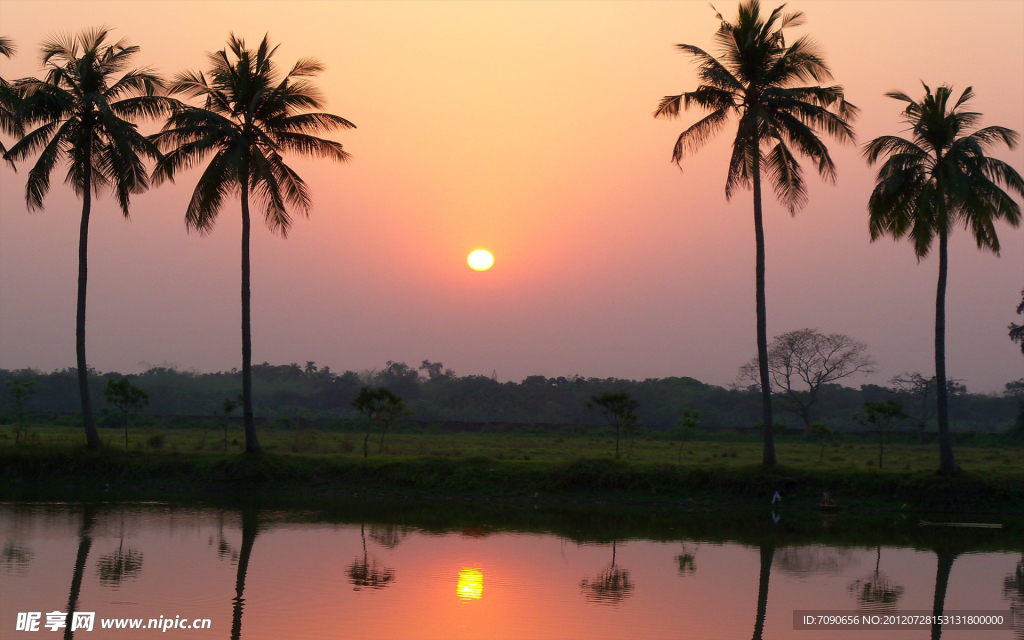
457;567;483;600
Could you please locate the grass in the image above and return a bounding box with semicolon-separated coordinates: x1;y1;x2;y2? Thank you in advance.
3;423;1023;513
4;423;1022;473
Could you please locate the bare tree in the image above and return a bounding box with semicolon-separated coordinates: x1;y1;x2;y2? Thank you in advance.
738;329;877;432
889;372;935;444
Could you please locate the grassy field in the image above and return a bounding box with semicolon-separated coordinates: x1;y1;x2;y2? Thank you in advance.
4;422;1023;475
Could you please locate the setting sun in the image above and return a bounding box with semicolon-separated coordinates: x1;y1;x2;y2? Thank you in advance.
467;250;494;271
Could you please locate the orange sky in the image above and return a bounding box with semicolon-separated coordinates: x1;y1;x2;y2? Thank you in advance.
0;0;1022;392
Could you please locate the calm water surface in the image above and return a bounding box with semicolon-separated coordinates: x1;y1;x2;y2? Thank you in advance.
1;502;1021;639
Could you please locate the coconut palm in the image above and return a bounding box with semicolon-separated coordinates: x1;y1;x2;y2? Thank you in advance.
864;84;1024;474
654;1;857;467
0;35;21;162
6;28;176;448
151;34;354;453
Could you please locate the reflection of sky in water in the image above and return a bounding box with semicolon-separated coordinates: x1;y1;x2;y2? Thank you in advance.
0;505;1021;640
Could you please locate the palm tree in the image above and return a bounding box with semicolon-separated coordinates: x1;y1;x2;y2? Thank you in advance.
0;36;22;162
654;1;856;467
864;84;1024;474
151;34;354;453
6;28;176;448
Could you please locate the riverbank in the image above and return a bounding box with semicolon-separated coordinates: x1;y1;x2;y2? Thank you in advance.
3;446;1023;513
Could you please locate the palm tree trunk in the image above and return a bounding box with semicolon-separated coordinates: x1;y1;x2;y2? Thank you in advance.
240;176;260;454
78;162;101;449
752;544;774;640
752;151;776;467
934;229;957;474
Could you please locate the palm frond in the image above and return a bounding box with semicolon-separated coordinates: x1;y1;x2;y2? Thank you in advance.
763;139;807;213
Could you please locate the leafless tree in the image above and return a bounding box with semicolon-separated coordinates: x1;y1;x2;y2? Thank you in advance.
738;329;876;432
889;372;935;443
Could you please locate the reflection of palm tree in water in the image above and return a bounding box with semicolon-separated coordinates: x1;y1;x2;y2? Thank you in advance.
347;524;395;590
847;546;904;613
930;550;958;640
751;545;774;640
1003;555;1024;639
64;505;97;640
580;541;635;605
231;507;259;640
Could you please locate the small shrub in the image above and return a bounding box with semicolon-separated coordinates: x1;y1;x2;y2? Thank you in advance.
147;435;165;449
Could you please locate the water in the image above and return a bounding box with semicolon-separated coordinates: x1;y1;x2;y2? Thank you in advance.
1;501;1021;639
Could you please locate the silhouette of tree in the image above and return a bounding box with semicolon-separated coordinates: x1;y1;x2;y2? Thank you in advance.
865;83;1024;474
581;541;635;605
103;378;149;450
889;372;936;443
352;387;406;457
854;400;907;468
214;395;242;452
6;379;38;444
587;391;638;460
348;524;395;590
738;329;875;432
7;29;177;448
0;35;21;162
677;409;701;461
152;34;354;453
655;1;857;466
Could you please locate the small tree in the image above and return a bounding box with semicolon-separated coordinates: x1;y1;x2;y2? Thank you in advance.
808;422;832;462
677;409;701;462
587;391;638;460
854;400;906;469
353;387;404;458
377;393;410;454
215;395;243;452
103;379;149;451
739;329;876;433
6;380;38;444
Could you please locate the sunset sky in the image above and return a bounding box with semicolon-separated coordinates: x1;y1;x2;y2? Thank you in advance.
0;0;1022;393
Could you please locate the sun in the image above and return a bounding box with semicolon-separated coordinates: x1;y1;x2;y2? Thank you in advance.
467;249;494;271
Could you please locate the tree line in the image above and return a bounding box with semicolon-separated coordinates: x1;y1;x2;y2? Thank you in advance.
2;1;1023;474
1;361;1017;434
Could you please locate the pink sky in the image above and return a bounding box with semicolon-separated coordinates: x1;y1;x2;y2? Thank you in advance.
0;1;1022;393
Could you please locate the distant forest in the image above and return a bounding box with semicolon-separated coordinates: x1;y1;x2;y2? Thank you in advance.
1;361;1018;433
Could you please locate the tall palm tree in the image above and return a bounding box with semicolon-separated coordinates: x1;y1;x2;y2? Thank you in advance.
864;84;1023;474
654;1;857;467
151;35;354;453
1;36;23;164
7;28;176;448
